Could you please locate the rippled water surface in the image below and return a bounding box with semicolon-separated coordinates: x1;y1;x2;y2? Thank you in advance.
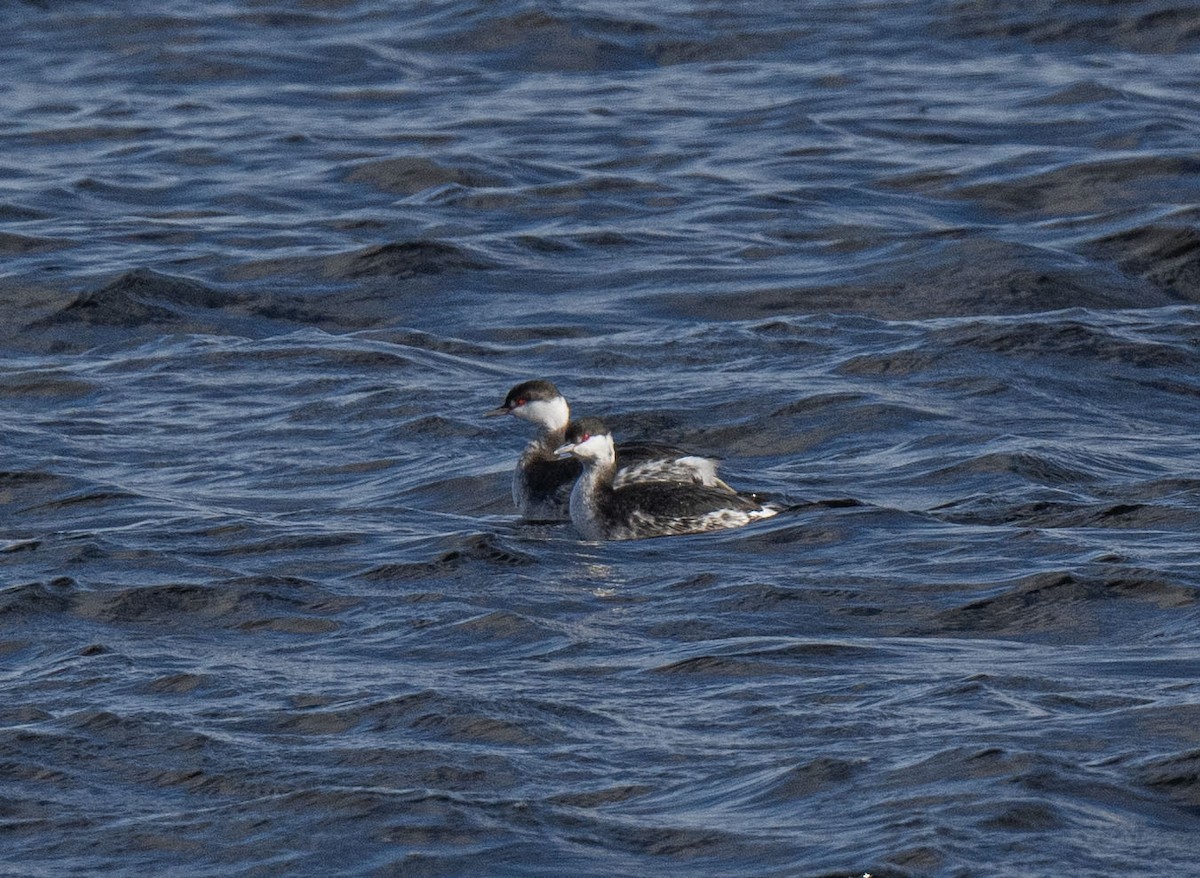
3;2;1200;875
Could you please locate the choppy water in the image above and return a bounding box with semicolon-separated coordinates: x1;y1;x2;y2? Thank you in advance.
3;2;1200;876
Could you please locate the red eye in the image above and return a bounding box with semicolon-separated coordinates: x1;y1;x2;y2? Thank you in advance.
581;433;590;442
514;398;526;407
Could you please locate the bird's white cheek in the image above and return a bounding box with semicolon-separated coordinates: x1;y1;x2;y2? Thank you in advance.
520;397;568;429
575;435;614;462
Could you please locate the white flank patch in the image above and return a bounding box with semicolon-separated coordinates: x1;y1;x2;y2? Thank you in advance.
613;455;723;489
675;456;721;485
696;509;754;530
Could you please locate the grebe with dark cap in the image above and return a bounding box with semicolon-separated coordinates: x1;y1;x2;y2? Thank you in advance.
555;417;780;540
485;379;731;521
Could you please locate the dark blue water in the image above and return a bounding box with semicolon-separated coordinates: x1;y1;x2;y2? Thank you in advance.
3;2;1200;875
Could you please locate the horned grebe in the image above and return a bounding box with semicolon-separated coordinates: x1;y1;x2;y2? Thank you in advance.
485;380;730;521
555;417;780;540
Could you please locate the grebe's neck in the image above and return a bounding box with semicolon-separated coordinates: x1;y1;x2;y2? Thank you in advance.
570;445;618;540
